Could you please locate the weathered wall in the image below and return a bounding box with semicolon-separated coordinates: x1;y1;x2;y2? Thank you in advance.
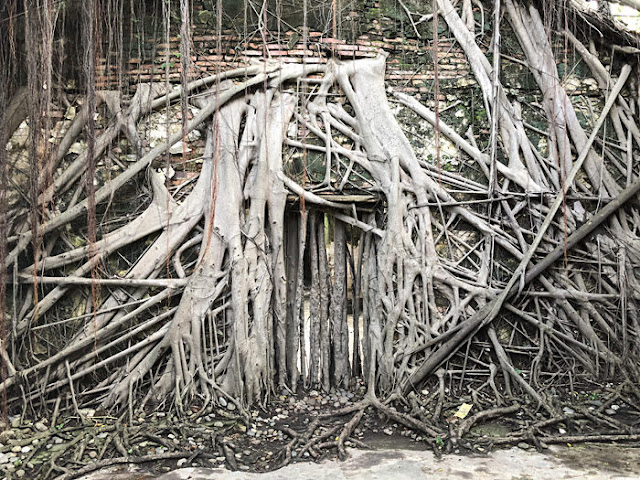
93;0;604;169
96;0;471;93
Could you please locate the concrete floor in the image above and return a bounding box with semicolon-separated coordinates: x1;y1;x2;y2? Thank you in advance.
81;444;640;480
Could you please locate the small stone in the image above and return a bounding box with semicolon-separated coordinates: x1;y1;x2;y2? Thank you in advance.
176;458;187;467
213;421;224;428
34;422;47;432
240;466;250;471
156;412;166;417
558;428;566;434
0;453;8;464
11;446;21;453
238;425;246;433
169;141;191;156
167;434;176;439
611;404;620;411
227;403;236;411
10;418;20;428
20;446;30;454
383;428;393;436
16;469;25;478
334;402;340;408
219;397;228;407
88;451;97;459
562;407;575;415
605;408;617;415
517;442;530;450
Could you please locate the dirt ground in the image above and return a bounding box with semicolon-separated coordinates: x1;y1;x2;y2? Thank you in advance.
79;444;640;480
3;385;639;479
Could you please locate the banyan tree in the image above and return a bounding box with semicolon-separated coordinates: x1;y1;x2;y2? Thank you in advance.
1;0;640;470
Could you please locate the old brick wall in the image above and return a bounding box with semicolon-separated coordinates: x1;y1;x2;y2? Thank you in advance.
95;0;472;99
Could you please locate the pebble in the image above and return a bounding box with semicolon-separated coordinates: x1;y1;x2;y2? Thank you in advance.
383;428;393;436
88;451;97;459
562;407;575;415
11;446;21;453
605;408;617;415
611;404;620;411
227;403;236;411
558;428;567;434
213;421;224;428
240;466;250;471
517;442;530;450
16;469;25;478
34;422;48;432
0;453;8;464
176;458;187;467
219;397;228;407
20;446;30;453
